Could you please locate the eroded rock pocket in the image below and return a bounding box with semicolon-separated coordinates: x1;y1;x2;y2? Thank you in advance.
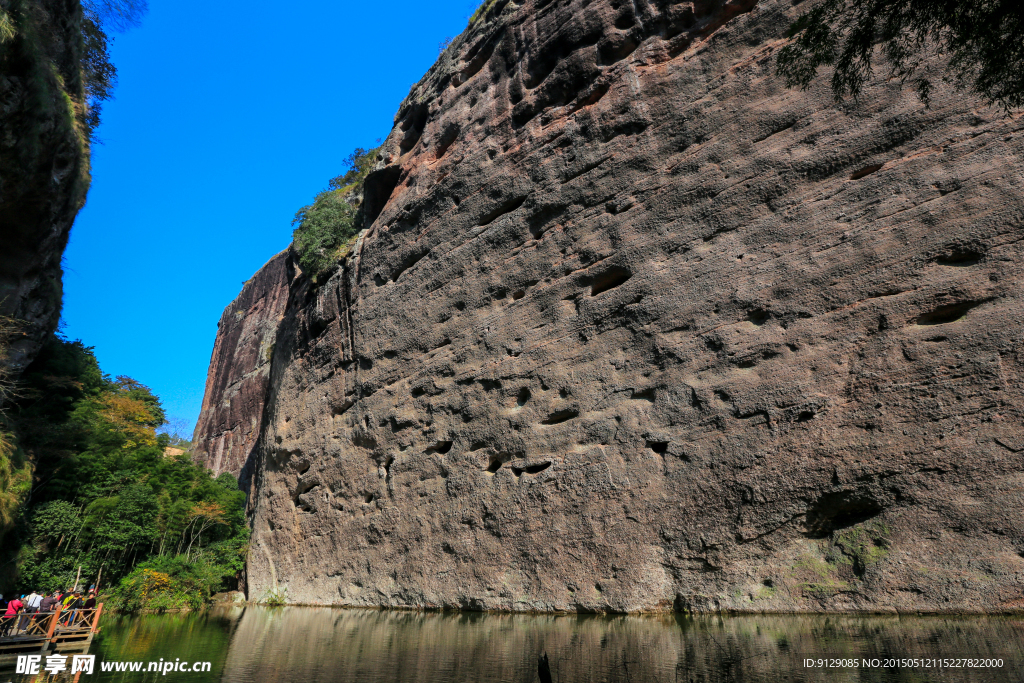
804;489;884;538
589;266;632;296
913;299;992;326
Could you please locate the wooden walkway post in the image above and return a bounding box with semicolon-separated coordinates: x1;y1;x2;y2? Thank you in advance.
45;610;60;640
90;604;103;633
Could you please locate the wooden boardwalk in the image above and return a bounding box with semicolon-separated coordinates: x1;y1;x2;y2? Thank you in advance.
0;605;103;666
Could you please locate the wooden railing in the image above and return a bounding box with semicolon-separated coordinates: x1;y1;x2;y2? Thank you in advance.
0;604;103;641
59;606;103;632
20;610;57;637
0;611;52;638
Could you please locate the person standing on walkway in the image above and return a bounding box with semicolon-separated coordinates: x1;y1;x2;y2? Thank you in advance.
29;590;44;630
2;595;23;636
64;592;83;627
18;590;41;631
40;592;61;633
38;592;58;616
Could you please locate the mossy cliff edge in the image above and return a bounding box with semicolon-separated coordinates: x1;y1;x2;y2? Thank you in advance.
0;0;92;376
195;0;1024;613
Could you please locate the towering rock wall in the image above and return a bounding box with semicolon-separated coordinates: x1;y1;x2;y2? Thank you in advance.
0;0;92;378
195;0;1024;612
192;251;291;487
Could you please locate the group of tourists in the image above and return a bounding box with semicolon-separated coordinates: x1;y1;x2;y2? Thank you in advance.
0;588;97;636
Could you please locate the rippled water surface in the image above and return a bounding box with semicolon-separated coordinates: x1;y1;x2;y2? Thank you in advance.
6;607;1023;682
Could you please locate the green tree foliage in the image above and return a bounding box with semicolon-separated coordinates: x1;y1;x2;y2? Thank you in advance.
82;0;147;32
80;14;117;135
2;335;248;609
469;0;501;26
292;145;380;280
0;316;19;407
0;318;33;545
79;0;146;134
0;0;143;140
0;8;15;44
292;191;360;279
0;431;31;542
329;147;379;191
78;0;148;138
157;416;192;448
776;0;1024;109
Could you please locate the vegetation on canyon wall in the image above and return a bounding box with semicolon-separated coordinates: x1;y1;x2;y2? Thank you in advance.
0;334;247;611
80;0;147;134
778;0;1024;109
469;0;502;26
0;0;246;612
0;0;144;142
0;318;32;543
291;146;380;280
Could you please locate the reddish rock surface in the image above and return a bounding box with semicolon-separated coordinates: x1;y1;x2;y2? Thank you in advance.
192;251;291;487
194;0;1024;612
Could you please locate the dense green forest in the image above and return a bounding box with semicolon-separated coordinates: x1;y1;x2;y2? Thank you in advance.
0;332;247;611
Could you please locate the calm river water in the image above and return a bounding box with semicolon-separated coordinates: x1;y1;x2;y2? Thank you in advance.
6;607;1023;682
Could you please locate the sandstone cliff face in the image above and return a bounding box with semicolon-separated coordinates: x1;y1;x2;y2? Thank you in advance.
0;0;91;377
192;251;291;487
196;0;1024;612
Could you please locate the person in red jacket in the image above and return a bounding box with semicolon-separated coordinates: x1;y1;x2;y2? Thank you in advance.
2;595;23;636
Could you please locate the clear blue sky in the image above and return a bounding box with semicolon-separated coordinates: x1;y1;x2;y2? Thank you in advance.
63;0;479;437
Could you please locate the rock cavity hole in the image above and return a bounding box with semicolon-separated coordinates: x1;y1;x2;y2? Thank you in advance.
849;163;883;180
914;299;989;326
590;266;633;296
540;408;579;425
512;462;551;476
805;490;883;537
427;440;453;455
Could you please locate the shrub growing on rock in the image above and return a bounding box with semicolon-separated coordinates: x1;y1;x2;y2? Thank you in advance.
291;146;380;281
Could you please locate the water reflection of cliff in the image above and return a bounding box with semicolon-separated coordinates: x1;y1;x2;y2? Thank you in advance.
220;607;1024;683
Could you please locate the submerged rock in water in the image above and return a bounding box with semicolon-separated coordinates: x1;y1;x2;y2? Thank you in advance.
211;591;248;605
193;0;1024;612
